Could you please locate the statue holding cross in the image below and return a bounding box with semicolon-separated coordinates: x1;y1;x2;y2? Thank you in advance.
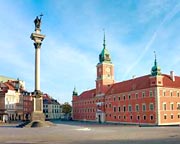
34;14;43;29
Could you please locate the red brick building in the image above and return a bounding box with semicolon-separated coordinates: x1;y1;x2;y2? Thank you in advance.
72;36;180;125
23;91;33;120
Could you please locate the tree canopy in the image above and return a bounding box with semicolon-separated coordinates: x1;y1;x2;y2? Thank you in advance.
61;102;72;114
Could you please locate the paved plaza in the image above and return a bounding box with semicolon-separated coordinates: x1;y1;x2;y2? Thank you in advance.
0;121;180;144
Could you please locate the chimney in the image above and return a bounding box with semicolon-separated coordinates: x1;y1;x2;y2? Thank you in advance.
132;75;136;79
170;71;175;81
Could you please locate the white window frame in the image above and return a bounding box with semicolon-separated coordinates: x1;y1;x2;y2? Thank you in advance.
142;103;146;111
163;102;167;111
149;103;154;111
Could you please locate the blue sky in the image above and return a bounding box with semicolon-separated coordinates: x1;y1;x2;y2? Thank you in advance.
0;0;180;103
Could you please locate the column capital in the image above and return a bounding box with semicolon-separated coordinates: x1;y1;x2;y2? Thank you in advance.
34;42;42;49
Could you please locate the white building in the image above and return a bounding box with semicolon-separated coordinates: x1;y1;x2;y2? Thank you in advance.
43;94;61;120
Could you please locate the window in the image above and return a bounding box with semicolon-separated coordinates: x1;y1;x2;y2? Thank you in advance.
118;106;121;112
114;116;116;119
150;115;154;120
149;91;153;97
142;92;145;98
170;91;173;97
142;104;146;111
171;114;173;119
136;93;138;99
164;115;167;119
114;97;116;101
137;115;140;120
128;105;132;112
128;94;131;99
124;115;126;119
143;115;146;120
136;104;139;112
118;96;121;101
123;95;126;100
118;115;121;119
109;103;112;108
113;107;116;112
123;106;126;112
163;103;167;111
130;115;133;120
149;103;154;111
163;91;166;96
178;114;180;119
177;103;180;110
177;92;179;97
170;103;174;110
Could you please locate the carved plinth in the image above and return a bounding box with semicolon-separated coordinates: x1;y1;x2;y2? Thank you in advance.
31;111;45;121
31;94;45;121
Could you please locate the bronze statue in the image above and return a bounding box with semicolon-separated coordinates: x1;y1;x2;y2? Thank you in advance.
34;14;43;29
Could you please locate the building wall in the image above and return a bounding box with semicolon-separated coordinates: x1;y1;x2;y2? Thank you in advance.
0;92;5;122
23;94;33;120
104;88;156;124
5;90;23;121
43;103;61;120
158;87;180;125
73;98;97;121
73;88;158;125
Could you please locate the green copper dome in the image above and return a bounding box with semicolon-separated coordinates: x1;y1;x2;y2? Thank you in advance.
99;33;111;63
151;52;161;76
73;87;78;96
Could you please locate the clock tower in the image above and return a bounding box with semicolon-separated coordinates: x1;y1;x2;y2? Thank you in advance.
96;34;114;96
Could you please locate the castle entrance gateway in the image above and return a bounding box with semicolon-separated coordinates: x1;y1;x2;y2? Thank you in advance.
96;111;105;123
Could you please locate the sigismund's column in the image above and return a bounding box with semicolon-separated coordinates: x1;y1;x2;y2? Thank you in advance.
30;15;45;121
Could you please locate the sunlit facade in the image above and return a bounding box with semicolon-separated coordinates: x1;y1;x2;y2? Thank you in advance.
72;36;180;125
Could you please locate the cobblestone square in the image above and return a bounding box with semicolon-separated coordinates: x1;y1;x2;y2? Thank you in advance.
0;121;180;144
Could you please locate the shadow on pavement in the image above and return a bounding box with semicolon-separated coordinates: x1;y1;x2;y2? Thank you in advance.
69;138;180;144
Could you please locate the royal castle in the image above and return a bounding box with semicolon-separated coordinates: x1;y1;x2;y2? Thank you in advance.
72;35;180;125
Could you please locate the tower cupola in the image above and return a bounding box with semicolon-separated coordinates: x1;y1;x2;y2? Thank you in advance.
151;51;161;76
99;33;111;64
72;87;78;96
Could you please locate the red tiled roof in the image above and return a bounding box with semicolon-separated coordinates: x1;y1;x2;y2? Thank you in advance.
106;75;151;95
43;94;51;101
78;89;96;100
4;82;14;90
106;74;180;95
76;74;180;100
163;74;180;88
43;94;60;105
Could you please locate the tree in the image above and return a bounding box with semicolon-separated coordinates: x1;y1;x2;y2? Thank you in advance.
61;102;72;115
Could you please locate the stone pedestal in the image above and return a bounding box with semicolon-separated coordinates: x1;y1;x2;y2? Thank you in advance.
31;112;45;121
31;96;45;121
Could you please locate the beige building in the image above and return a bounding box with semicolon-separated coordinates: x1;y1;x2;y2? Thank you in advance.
0;79;25;122
5;89;23;121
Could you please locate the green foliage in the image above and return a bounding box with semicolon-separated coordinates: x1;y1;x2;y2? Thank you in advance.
61;102;72;114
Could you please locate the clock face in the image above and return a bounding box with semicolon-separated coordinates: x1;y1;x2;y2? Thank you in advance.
106;67;110;72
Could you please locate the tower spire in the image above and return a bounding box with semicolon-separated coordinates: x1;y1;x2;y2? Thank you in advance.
103;29;106;49
151;51;161;76
154;51;157;66
98;30;111;63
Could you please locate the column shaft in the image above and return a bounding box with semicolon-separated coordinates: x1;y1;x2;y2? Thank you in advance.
35;48;40;91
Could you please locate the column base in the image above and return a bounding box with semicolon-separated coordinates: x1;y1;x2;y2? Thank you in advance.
31;111;45;121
